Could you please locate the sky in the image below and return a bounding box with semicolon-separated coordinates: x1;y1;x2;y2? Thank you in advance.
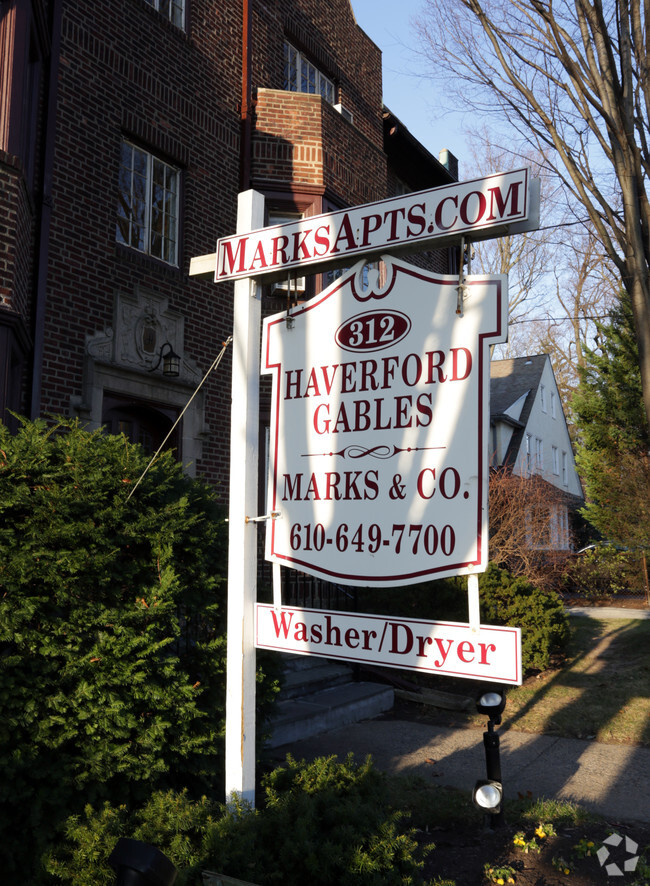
350;0;472;173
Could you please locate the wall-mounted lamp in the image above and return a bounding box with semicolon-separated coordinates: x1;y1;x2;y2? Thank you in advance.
148;341;181;378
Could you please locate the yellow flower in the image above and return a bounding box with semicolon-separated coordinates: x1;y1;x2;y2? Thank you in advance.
497;879;504;885
564;869;570;875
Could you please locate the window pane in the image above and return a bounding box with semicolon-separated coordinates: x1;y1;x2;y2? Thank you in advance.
172;1;184;28
284;43;298;91
320;75;334;104
301;58;316;93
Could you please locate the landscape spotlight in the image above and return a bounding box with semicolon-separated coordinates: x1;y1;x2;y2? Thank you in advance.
472;779;503;814
476;688;506;724
108;838;177;886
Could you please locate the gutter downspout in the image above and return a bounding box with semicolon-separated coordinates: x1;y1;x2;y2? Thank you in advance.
239;0;252;192
30;0;62;418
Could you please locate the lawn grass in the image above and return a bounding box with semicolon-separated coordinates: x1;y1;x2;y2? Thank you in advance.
496;616;650;746
405;614;650;747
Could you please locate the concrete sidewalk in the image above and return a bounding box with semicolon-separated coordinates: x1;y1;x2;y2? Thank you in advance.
566;605;649;620
276;718;650;825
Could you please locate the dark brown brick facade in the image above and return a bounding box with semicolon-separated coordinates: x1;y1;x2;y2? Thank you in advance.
1;0;455;493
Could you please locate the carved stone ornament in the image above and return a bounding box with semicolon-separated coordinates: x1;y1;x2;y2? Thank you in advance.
85;287;199;382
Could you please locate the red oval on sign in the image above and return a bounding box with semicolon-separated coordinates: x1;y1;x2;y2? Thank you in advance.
335;311;411;353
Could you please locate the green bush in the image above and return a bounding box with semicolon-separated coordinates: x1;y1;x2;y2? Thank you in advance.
479;563;569;672
45;790;216;886
562;543;647;598
0;416;278;883
359;568;569;675
46;755;433;886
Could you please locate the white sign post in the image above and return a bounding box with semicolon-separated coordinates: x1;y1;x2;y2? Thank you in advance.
224;190;265;806
190;170;539;808
261;255;508;585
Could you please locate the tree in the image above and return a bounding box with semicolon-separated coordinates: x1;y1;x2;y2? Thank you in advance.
417;0;650;430
0;418;240;881
532;226;618;404
488;467;574;588
571;292;650;548
466;136;554;331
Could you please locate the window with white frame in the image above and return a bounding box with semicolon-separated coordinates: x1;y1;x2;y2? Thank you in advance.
525;433;532;474
143;0;185;28
540;384;547;412
562;451;568;486
117;140;179;266
551;504;570;549
551;391;557;419
552;445;559;475
535;437;543;471
283;42;335;104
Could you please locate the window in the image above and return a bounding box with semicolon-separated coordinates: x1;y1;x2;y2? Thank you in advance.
552;445;559;475
525;433;532;474
540;384;547;412
562;451;568;486
535;437;543;471
117;140;179;265
550;505;570;549
283;42;335;104
143;0;185;28
551;391;557;419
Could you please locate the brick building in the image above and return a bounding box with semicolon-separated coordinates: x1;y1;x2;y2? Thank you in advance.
1;0;457;491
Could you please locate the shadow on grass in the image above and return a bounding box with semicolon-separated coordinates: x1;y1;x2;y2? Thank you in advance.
501;617;650;747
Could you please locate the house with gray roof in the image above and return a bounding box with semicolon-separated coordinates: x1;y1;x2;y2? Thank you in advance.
490;354;583;551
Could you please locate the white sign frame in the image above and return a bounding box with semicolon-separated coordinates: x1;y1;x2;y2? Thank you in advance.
261;255;508;586
256;604;522;685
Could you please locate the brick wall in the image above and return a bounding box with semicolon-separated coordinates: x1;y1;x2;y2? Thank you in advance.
0;150;35;320
40;0;246;487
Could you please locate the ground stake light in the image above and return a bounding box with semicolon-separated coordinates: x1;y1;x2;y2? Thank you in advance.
474;687;507;827
472;779;503;814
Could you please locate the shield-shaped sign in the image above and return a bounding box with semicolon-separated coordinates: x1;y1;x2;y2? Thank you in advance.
262;254;507;587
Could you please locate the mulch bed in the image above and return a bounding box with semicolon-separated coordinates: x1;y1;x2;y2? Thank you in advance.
420;818;650;885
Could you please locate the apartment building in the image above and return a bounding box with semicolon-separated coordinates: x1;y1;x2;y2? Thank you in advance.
1;0;457;491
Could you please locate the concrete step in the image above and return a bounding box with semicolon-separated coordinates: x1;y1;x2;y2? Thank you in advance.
266;680;394;749
280;656;354;699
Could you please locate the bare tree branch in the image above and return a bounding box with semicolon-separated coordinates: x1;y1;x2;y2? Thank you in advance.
417;0;650;429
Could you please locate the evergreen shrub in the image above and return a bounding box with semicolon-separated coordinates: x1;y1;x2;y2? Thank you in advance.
46;754;433;886
0;417;279;882
479;563;569;672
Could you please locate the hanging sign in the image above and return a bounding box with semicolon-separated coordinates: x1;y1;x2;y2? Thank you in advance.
215;168;536;283
256;604;522;684
261;254;508;587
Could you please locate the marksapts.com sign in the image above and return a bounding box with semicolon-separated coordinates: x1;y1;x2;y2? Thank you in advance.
262;254;508;586
216;168;535;284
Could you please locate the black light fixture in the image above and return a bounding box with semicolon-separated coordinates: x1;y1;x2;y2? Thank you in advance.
108;838;178;886
472;686;507;827
476;688;506;724
472;779;503;814
148;341;181;378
